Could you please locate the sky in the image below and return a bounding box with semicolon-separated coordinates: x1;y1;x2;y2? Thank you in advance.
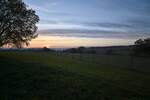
23;0;150;48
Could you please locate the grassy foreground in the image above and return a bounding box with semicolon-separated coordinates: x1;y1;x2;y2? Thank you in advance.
0;51;150;100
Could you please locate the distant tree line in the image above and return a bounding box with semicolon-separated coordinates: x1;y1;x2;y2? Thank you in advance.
63;38;150;56
64;47;96;54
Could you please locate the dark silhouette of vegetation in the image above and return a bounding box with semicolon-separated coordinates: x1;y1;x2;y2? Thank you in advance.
78;47;86;53
65;47;97;54
42;47;55;52
134;38;150;55
43;47;50;51
0;0;39;48
65;47;86;53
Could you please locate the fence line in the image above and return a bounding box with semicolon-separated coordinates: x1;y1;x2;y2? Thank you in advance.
55;52;150;72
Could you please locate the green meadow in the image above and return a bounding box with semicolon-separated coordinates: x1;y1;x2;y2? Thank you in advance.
0;51;150;100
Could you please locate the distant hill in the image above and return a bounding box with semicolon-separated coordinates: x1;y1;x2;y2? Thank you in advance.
0;45;134;55
63;45;134;55
0;48;55;52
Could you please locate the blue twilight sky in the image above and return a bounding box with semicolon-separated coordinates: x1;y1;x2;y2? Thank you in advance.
23;0;150;39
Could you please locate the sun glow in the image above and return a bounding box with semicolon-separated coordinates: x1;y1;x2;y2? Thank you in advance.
29;35;135;48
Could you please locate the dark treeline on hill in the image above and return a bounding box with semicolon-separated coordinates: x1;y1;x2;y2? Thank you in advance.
0;38;150;57
0;47;55;52
63;38;150;56
63;46;133;55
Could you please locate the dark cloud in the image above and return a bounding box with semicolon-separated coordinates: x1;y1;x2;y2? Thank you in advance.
84;22;132;28
31;0;150;38
47;11;73;16
127;19;150;28
38;29;149;39
38;29;120;34
125;18;150;33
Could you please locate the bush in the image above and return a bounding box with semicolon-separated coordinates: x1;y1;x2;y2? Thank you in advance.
134;38;150;55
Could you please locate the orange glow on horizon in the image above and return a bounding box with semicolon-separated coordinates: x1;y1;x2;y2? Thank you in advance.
28;35;135;48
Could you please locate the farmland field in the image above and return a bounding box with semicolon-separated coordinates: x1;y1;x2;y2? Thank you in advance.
0;51;150;100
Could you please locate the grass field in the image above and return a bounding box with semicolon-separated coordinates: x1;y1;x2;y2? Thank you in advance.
0;51;150;100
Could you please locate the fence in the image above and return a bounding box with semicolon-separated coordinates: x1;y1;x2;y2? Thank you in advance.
54;52;150;73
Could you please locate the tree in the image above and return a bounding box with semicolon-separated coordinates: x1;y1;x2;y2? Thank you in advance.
0;0;39;48
134;38;150;54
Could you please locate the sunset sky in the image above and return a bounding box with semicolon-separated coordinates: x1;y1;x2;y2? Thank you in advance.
23;0;150;48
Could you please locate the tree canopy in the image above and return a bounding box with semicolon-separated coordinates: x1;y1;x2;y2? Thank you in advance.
0;0;39;48
134;38;150;54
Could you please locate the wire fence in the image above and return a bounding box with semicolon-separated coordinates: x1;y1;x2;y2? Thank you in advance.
54;52;150;73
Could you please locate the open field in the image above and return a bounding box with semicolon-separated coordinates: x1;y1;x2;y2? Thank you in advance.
0;51;150;100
